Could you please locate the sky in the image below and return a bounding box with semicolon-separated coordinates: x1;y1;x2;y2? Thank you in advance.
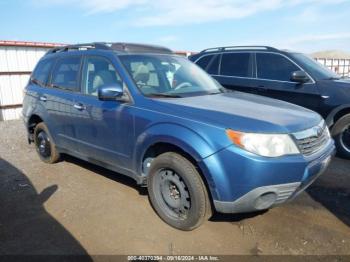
0;0;349;53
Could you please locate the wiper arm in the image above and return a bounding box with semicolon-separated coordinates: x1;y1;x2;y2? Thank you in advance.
31;78;45;87
208;91;223;95
324;77;340;80
146;93;182;98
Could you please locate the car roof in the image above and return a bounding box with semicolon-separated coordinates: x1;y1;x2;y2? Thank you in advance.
195;46;295;55
189;46;294;61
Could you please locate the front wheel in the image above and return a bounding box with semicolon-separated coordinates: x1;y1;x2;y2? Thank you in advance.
148;152;212;231
34;122;60;164
331;114;350;159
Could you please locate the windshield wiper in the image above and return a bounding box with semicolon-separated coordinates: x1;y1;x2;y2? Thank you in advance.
324;77;341;80
208;91;223;95
146;93;182;98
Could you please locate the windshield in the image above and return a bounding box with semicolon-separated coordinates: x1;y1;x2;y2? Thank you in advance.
119;54;224;97
290;53;340;81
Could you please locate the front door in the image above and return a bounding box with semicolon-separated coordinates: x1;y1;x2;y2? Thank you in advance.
72;55;134;170
254;52;321;112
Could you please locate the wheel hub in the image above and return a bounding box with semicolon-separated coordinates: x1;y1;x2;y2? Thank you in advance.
156;169;191;219
169;184;180;200
37;131;51;158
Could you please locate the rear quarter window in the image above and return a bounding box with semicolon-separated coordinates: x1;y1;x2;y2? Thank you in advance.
196;55;214;70
31;59;55;86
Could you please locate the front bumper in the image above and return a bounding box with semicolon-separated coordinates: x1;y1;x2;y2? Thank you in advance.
200;139;335;214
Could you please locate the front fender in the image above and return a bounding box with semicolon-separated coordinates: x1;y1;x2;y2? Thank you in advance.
133;123;226;199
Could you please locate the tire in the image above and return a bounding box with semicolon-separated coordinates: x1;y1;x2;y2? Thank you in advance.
148;152;212;231
34;122;60;164
331;114;350;159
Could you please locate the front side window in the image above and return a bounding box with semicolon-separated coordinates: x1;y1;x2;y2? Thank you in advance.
31;58;55;86
51;56;81;91
119;54;224;97
256;53;299;82
290;53;340;81
220;53;251;77
83;56;123;96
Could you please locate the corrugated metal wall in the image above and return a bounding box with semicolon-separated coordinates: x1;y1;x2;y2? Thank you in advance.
315;58;350;78
0;45;52;121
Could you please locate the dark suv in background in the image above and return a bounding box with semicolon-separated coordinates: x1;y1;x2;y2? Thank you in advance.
189;46;350;159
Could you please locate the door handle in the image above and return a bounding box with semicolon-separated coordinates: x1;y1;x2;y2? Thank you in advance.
39;96;47;102
73;103;86;111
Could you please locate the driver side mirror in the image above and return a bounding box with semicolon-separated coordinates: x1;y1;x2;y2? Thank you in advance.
291;70;310;84
98;83;129;102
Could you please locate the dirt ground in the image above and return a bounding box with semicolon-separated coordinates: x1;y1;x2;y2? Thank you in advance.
0;120;350;256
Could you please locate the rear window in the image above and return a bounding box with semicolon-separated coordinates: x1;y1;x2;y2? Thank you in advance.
51;56;82;91
220;53;251;77
31;59;55;86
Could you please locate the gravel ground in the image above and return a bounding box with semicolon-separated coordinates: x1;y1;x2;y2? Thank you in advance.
0;120;350;256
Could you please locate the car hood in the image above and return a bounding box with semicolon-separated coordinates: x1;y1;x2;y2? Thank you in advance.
318;78;350;87
150;92;322;133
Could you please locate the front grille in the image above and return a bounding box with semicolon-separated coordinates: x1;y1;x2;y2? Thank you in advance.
292;121;330;156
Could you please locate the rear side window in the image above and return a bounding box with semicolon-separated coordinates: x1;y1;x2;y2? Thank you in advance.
220;53;251;77
196;55;214;70
51;56;82;91
256;53;299;81
31;59;55;86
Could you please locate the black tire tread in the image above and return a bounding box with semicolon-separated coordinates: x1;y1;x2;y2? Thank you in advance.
148;152;212;231
34;122;60;164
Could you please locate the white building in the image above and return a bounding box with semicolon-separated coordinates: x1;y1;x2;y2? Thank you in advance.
311;50;350;78
0;40;62;121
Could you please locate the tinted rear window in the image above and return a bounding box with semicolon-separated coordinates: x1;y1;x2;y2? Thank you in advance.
256;53;299;81
220;53;251;77
51;56;81;91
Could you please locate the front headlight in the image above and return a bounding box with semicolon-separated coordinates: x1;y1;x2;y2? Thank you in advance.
226;129;300;157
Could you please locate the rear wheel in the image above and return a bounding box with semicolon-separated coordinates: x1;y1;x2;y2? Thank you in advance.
34;122;60;164
148;152;212;231
331;114;350;159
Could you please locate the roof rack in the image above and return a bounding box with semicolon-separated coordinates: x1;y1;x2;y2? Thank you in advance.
200;46;279;53
46;42;173;55
110;43;173;54
46;42;110;54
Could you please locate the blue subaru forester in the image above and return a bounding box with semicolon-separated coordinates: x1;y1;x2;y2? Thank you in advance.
22;43;335;230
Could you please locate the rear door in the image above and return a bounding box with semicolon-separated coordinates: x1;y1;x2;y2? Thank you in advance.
212;52;257;93
254;52;321;112
44;55;83;152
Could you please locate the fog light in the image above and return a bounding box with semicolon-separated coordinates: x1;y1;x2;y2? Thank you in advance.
254;192;277;210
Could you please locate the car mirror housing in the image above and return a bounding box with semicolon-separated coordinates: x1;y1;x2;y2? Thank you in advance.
98;83;128;102
291;70;310;84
